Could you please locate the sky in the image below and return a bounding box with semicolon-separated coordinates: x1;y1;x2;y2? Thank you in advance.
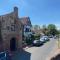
0;0;60;29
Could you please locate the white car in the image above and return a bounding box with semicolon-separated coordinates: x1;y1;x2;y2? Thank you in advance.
40;36;49;43
40;37;45;43
44;36;49;41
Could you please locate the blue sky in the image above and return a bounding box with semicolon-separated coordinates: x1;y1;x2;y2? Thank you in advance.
0;0;60;29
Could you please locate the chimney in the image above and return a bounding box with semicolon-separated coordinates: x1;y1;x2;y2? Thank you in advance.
14;7;18;18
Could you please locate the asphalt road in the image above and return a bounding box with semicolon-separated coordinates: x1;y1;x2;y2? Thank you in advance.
12;38;57;60
25;38;57;60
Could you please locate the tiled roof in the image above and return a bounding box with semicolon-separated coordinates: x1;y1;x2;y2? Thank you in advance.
20;17;32;26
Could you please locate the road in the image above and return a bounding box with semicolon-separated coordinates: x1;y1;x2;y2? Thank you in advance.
31;38;57;60
12;38;57;60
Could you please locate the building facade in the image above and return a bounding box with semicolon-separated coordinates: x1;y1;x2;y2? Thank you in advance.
0;7;23;52
20;17;32;41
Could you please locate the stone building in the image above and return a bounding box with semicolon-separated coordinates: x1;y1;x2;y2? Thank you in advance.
0;7;23;52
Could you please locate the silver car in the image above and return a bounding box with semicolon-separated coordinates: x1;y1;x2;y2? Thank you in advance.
33;40;43;46
40;36;49;43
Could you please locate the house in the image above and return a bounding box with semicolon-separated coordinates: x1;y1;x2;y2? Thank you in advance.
20;17;32;41
0;7;23;52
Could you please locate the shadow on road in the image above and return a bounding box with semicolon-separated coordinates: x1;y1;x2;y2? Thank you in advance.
51;54;60;60
12;49;31;60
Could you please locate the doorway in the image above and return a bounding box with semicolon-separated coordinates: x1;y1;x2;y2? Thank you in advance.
10;37;16;51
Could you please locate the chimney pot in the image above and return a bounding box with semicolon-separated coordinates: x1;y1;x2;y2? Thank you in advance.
14;6;18;18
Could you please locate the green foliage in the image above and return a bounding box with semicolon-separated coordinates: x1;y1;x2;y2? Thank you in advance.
26;35;34;45
32;24;59;37
47;24;58;36
41;24;59;36
58;30;60;34
42;25;48;35
31;34;35;40
48;24;56;30
34;34;40;40
42;25;47;29
26;38;32;45
33;25;40;30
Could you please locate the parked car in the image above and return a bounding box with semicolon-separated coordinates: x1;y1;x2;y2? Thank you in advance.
32;40;43;46
48;35;53;38
44;36;50;41
40;36;49;43
54;35;57;39
0;51;11;60
40;37;45;43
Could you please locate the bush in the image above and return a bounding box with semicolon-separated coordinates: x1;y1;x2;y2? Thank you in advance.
26;38;33;45
25;34;40;45
34;34;40;40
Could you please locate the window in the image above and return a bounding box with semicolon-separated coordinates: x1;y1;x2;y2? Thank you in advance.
2;17;5;22
7;26;10;30
11;25;15;31
25;28;29;32
2;19;5;22
29;29;31;32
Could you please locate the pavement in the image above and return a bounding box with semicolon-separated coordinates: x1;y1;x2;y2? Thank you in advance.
12;38;57;60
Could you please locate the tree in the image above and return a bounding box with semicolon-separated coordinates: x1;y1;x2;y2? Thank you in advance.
47;24;58;36
34;25;40;30
33;25;40;34
42;25;48;35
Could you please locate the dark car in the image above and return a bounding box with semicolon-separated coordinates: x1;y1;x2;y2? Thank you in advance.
32;40;43;46
0;51;11;60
